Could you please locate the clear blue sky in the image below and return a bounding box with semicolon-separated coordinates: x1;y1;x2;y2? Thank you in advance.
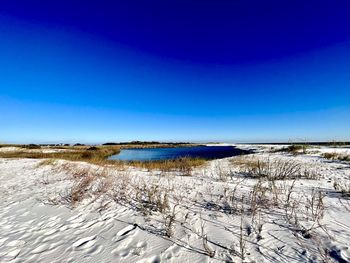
0;1;349;143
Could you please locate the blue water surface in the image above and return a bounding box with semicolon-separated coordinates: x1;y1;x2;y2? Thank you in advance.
108;146;247;161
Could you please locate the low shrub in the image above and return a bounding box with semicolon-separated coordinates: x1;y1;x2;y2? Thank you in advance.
87;146;99;151
37;159;57;166
128;157;206;175
0;145;120;164
322;152;350;162
274;144;308;155
232;156;317;180
22;144;41;149
334;181;350;198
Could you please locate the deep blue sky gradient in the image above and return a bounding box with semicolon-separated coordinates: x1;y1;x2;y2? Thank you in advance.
0;1;349;143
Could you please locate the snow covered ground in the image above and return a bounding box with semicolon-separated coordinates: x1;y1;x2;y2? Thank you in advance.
0;145;350;262
0;147;73;153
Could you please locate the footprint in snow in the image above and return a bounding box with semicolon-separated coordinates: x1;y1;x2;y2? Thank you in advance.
4;248;21;261
116;224;137;237
72;235;97;250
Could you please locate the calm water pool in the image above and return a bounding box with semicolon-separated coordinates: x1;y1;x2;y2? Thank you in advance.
108;146;248;161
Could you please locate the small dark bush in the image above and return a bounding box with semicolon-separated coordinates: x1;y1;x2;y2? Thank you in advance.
87;146;99;151
81;151;93;159
274;144;307;155
323;152;350;162
322;152;337;160
23;144;41;149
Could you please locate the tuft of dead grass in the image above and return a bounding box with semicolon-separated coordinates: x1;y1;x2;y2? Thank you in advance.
37;158;57;167
127;157;206;175
322;152;350;162
51;164;116;207
273;144;308;155
231;156;318;180
0;145;121;164
334;180;350;198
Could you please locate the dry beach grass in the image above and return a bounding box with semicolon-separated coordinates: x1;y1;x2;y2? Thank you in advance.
0;143;208;174
0;144;350;262
0;145;121;164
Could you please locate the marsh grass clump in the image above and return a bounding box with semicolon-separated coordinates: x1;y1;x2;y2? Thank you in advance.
231;156;317;180
163;204;178;237
306;188;326;222
37;158;57;167
274;144;308;155
52;164;116;207
282;187;326;239
287;145;303;154
198;217;216;258
322;152;350;162
109;171;133;205
55;167;97;207
128;157;206;175
87;146;99;151
334;181;350;198
0;145;121;164
322;152;338;160
246;177;326;242
22;144;42;149
133;183;171;214
69;175;95;206
238;158;301;179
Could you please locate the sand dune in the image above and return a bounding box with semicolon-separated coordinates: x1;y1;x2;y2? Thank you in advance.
0;145;349;262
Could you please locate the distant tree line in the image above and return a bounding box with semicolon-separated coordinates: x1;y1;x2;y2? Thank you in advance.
102;141;191;146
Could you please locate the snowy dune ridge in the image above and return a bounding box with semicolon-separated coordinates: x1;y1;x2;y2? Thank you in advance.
0;145;350;262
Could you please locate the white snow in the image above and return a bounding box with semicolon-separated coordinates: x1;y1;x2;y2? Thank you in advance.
0;147;74;153
0;145;349;262
0;147;22;152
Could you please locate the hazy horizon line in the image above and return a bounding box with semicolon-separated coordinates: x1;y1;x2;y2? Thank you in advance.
2;139;350;145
